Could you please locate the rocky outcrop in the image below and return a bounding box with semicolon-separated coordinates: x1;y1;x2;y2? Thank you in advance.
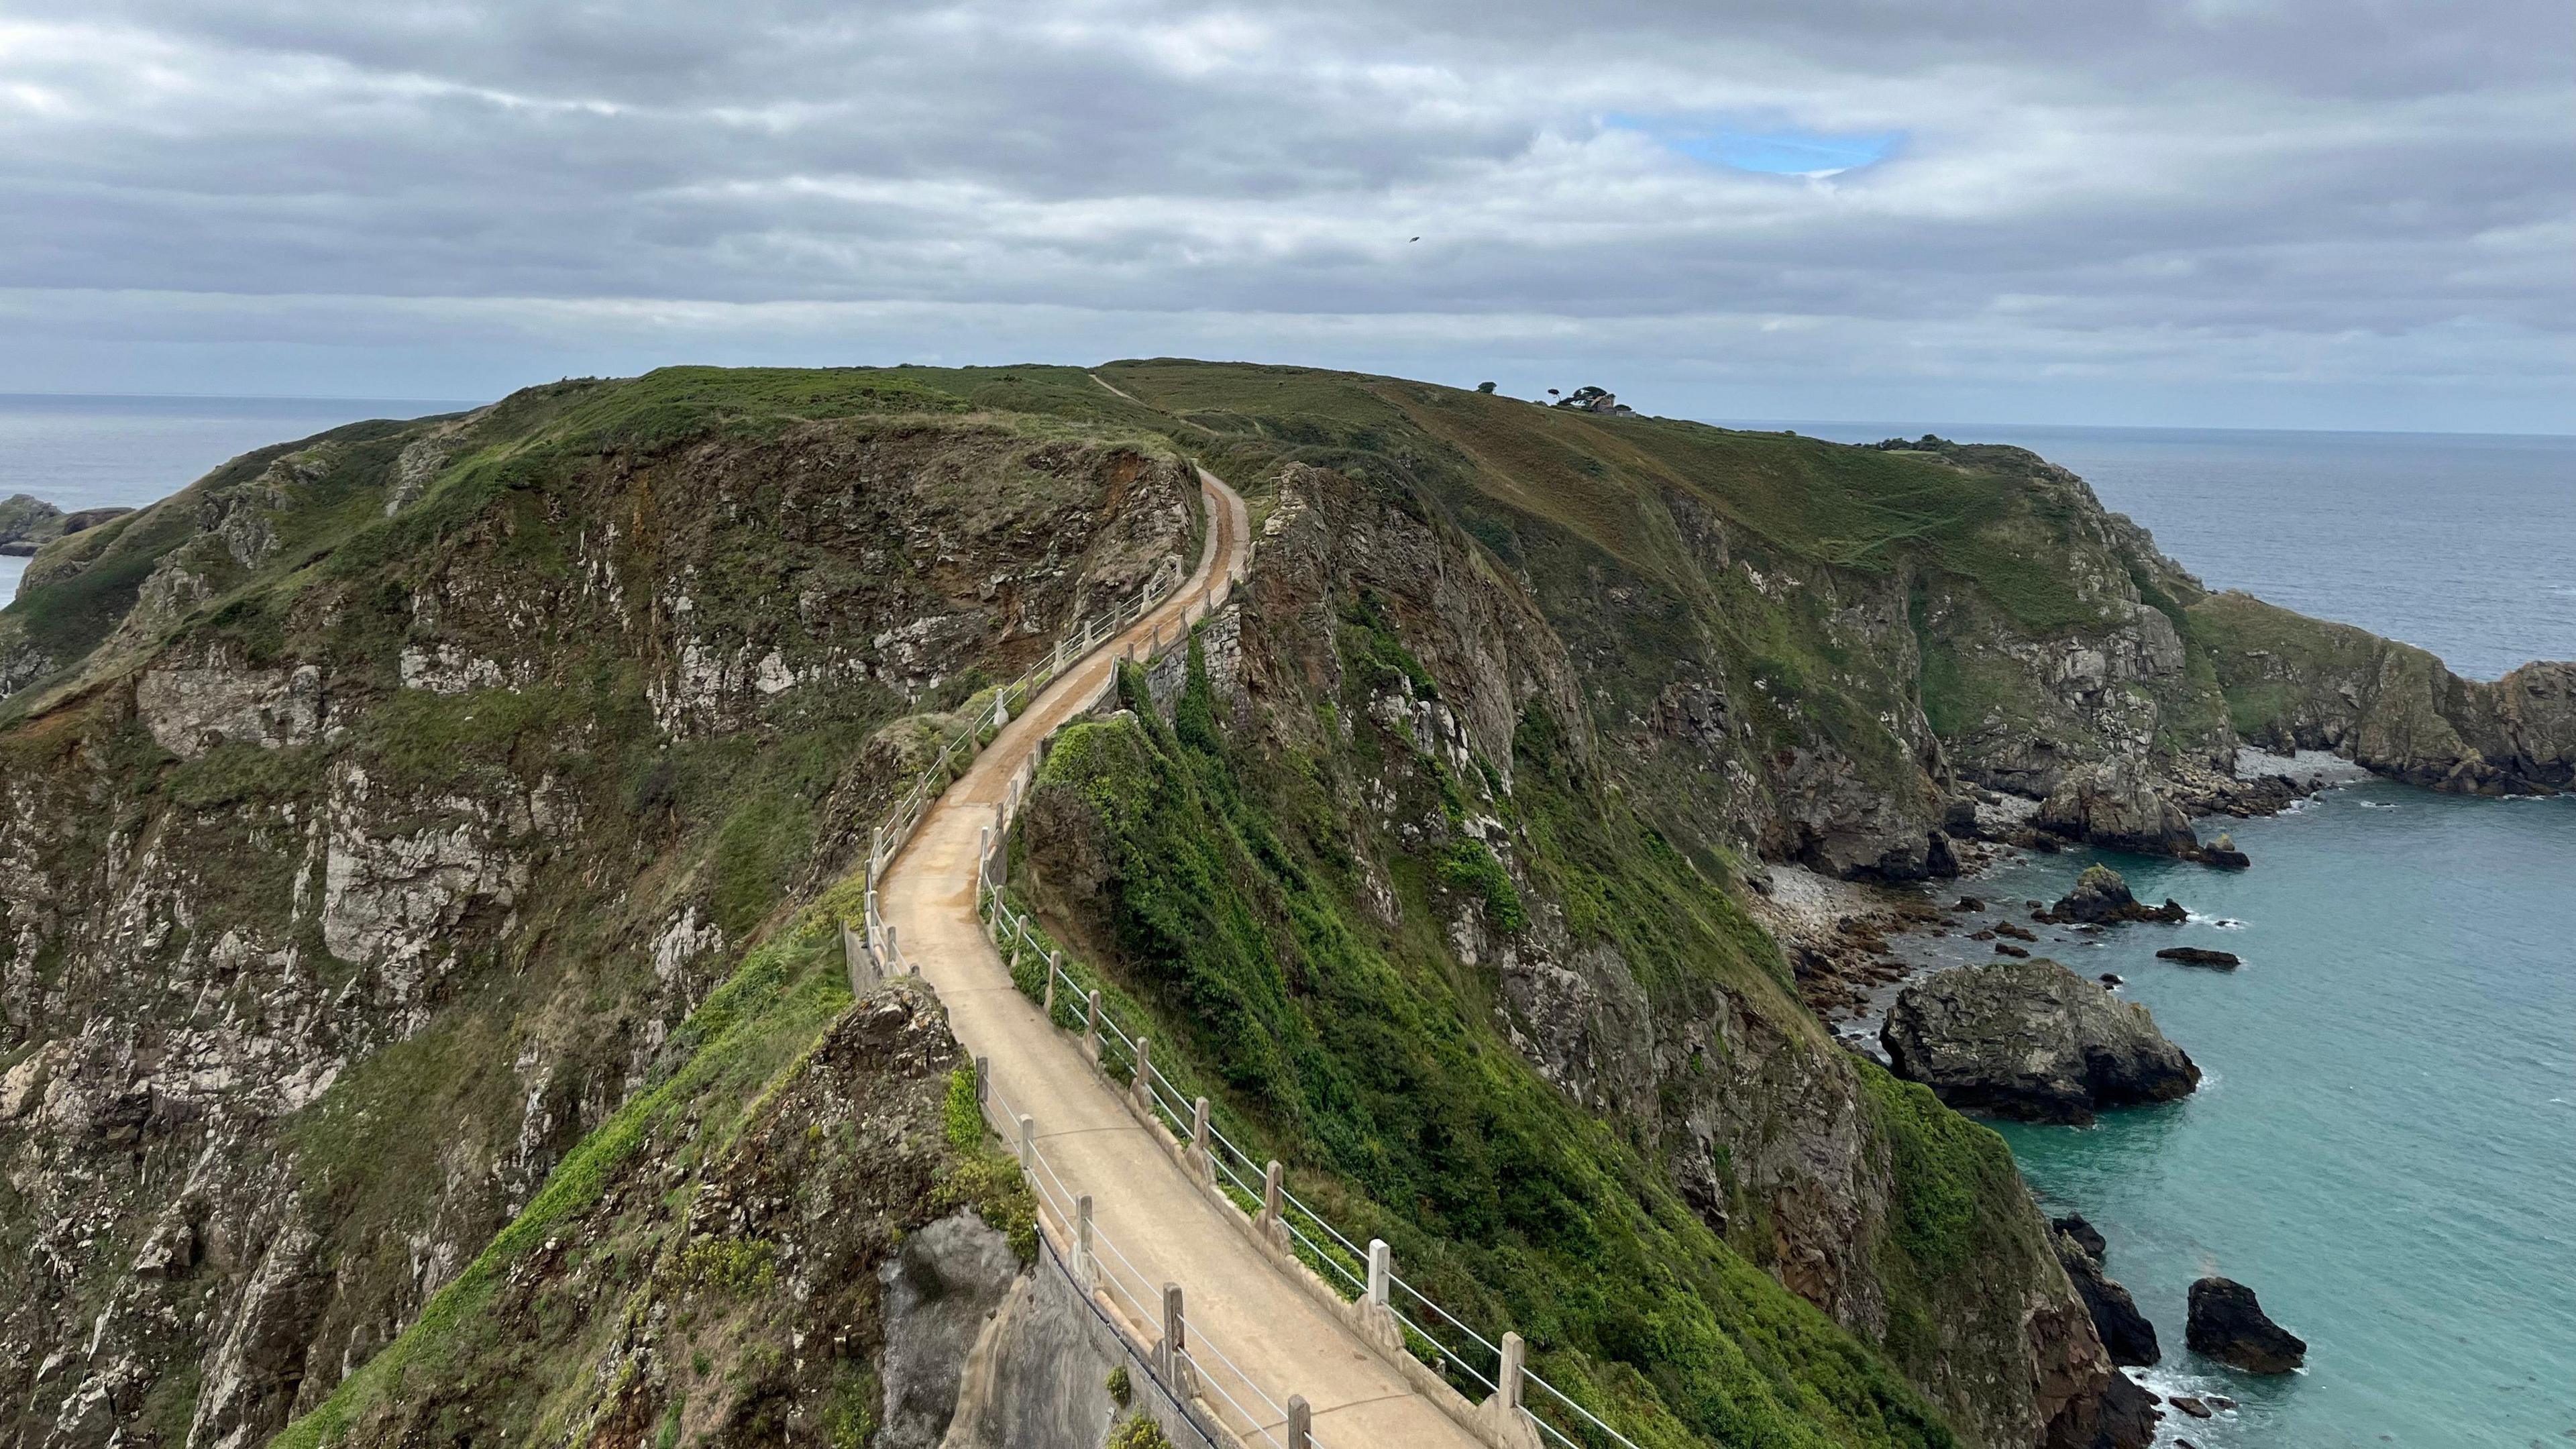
2186;1277;2306;1373
2155;947;2240;969
2194;591;2574;795
0;377;1195;1449
2044;865;2187;926
2051;1216;2158;1366
878;1213;1026;1449
2044;1370;2159;1449
1882;959;2202;1124
2036;761;2204;858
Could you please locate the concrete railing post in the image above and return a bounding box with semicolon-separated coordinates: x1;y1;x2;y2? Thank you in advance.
1366;1239;1391;1306
1131;1036;1154;1118
974;1055;989;1112
1040;951;1059;1021
1288;1396;1311;1449
1076;1193;1096;1288
1499;1331;1527;1414
977;825;994;894
1017;1114;1035;1171
1084;990;1102;1063
1258;1160;1286;1247
1161;1282;1193;1392
883;924;902;974
1189;1095;1212;1183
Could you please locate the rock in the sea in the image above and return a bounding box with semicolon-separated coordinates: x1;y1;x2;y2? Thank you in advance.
2155;947;2242;969
2169;1395;2212;1418
2099;973;2124;987
2050;1218;2160;1366
2052;1213;2108;1261
2046;865;2188;925
2198;831;2251;870
1955;896;1986;912
2186;1276;2306;1373
1881;958;2202;1124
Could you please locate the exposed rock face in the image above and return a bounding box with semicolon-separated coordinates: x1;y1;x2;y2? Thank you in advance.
2186;1277;2306;1373
2156;947;2241;969
1882;959;2202;1124
2046;865;2188;925
2043;1370;2159;1449
2051;1216;2159;1366
2194;592;2575;795
2037;761;2204;858
878;1213;1026;1449
0;382;1193;1449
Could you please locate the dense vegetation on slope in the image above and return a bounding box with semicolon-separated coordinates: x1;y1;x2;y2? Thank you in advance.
1017;647;2044;1447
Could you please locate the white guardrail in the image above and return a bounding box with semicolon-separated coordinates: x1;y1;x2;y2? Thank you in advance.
841;479;1645;1449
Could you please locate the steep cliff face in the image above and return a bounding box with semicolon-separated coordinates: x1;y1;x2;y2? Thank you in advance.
0;369;1195;1448
2189;590;2575;792
8;358;2546;1449
1020;461;2119;1449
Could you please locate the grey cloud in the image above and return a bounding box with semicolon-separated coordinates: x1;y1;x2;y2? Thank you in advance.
0;0;2568;425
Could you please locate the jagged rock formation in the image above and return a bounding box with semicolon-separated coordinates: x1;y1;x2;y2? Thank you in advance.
2186;1277;2306;1373
2050;1216;2159;1366
2191;592;2574;794
2045;865;2188;925
1882;959;2201;1124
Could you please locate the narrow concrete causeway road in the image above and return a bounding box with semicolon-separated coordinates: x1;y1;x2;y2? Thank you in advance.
878;468;1481;1449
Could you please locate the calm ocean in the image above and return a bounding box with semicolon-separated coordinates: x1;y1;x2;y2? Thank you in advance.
5;398;2571;1446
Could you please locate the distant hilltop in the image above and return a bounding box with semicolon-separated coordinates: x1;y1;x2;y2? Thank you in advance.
0;494;132;557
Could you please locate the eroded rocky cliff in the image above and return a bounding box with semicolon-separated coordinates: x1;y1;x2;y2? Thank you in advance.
0;369;1196;1448
1;360;2555;1449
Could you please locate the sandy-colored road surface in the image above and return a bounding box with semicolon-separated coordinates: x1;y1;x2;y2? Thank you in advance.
877;468;1481;1448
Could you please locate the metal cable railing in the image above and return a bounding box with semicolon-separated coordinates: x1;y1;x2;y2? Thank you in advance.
855;553;1189;974
977;789;1654;1449
981;1069;1328;1449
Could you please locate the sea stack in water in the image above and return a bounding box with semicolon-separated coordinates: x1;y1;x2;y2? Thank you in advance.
2198;831;2251;869
2051;1215;2161;1366
1880;958;2202;1124
2186;1277;2306;1373
2045;864;2188;925
2156;947;2241;969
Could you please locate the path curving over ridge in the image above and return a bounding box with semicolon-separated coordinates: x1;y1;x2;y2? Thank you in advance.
877;466;1481;1449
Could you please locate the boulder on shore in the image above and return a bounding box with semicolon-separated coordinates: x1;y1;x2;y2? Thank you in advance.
2050;1216;2159;1366
2045;865;2188;925
2186;1277;2306;1373
1880;958;2202;1124
2156;947;2241;969
2036;760;2204;857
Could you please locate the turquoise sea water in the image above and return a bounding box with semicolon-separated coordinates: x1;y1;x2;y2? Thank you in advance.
1931;790;2576;1448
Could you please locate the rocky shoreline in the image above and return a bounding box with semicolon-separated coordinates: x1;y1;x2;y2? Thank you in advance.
1752;747;2375;1042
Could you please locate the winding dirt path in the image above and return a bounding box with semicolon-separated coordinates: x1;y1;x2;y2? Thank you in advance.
878;467;1479;1449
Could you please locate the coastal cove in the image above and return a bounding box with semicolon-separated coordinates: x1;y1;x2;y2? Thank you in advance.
1896;785;2575;1448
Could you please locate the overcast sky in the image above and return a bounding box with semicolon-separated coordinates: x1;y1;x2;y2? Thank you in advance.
1;0;2569;430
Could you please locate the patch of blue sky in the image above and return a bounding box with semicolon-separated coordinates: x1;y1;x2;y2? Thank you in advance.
1607;114;1902;177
